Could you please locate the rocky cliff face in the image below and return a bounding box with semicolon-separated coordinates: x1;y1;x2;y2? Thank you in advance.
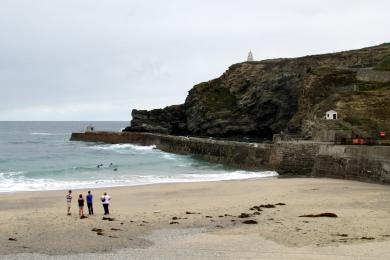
125;43;390;139
123;105;187;134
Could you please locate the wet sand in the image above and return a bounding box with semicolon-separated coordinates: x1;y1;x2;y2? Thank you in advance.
1;177;390;259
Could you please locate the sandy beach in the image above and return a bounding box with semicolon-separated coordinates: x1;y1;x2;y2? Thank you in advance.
1;177;390;259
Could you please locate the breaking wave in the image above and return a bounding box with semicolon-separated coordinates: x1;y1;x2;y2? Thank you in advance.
0;170;278;192
87;144;156;151
31;132;69;136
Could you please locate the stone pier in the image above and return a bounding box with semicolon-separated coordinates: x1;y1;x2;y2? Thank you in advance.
70;131;390;184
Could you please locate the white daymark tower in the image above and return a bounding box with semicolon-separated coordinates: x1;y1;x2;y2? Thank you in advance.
247;50;254;61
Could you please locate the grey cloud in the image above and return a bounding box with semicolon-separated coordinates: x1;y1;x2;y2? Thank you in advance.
0;0;389;120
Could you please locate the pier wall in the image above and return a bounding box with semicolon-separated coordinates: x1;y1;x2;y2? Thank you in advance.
71;132;390;184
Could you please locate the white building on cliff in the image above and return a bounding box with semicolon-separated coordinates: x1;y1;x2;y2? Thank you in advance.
325;110;338;120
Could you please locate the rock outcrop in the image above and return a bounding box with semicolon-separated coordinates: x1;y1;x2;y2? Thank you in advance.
123;105;187;134
125;43;390;139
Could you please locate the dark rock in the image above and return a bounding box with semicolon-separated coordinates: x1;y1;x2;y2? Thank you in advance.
250;206;263;211
170;221;179;224
238;213;251;218
260;204;276;208
102;217;115;221
275;203;286;206
336;234;348;237
299;213;338;218
91;228;103;232
125;105;187;135
242;220;258;224
361;236;375;240
185;211;200;215
110;228;121;231
8;238;17;241
205;216;213;218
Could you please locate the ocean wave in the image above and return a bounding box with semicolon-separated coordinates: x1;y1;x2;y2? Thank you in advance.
179;170;277;179
162;153;178;160
0;170;278;192
87;144;156;153
8;141;43;145
0;171;25;177
31;132;69;136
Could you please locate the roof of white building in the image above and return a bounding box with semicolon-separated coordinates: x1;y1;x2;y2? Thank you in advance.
326;110;337;114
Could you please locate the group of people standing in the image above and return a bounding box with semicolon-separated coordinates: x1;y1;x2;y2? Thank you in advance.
66;190;111;218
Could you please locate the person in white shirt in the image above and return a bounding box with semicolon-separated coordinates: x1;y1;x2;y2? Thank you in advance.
66;190;72;216
101;192;111;215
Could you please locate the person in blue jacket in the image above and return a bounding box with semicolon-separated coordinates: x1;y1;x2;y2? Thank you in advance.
86;190;94;215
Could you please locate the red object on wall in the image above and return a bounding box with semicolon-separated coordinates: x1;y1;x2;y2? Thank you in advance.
352;138;366;145
380;131;386;138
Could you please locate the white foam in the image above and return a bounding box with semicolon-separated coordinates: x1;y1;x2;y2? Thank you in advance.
88;144;156;152
0;171;25;177
0;170;278;193
162;153;177;160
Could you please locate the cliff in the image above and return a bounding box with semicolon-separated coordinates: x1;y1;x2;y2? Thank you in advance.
125;43;390;139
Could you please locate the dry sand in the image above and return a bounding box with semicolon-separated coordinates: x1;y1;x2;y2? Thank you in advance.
1;177;390;259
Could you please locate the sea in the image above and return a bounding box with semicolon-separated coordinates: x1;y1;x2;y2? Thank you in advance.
0;121;278;193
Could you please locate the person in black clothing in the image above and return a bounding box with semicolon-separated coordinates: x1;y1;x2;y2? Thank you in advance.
78;194;85;218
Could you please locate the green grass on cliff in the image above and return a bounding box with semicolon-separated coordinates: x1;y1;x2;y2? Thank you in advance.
196;81;239;113
374;56;390;71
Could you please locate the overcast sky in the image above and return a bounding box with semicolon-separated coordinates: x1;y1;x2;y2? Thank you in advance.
0;0;389;121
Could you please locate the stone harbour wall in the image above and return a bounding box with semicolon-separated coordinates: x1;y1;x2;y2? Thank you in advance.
312;145;390;183
71;132;390;184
